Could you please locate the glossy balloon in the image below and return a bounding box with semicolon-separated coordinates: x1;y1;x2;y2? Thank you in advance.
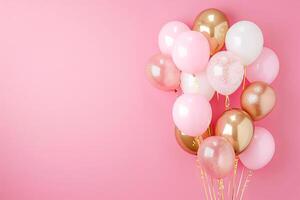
172;94;212;136
146;53;181;91
175;127;210;155
158;21;190;55
193;8;229;55
247;47;280;84
180;72;215;100
198;136;235;179
225;21;264;65
240;127;275;170
215;109;254;154
206;51;244;95
241;82;276;121
172;31;210;74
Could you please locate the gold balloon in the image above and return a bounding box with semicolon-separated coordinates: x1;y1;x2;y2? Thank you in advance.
175;127;210;155
193;8;229;55
215;109;254;154
241;81;276;121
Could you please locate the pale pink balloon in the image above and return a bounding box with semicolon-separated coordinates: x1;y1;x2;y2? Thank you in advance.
198;136;235;179
207;51;244;95
239;127;275;170
158;21;190;55
172;94;212;136
146;53;181;91
247;47;279;84
172;31;210;73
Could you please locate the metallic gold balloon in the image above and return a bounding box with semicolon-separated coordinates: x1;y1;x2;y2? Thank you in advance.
241;81;276;121
175;127;210;155
193;8;229;55
215;109;254;154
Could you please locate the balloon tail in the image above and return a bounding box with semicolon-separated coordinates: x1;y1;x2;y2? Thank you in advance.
242;66;246;90
225;95;230;110
227;177;232;199
235;165;245;199
231;158;239;199
239;169;253;200
208;126;212;136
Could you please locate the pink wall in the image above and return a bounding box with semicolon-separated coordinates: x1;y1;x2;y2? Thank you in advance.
0;0;298;199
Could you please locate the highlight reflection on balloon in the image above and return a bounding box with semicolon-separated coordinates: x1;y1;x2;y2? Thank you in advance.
193;8;229;55
146;53;181;91
239;126;275;170
215;109;254;154
206;51;244;95
172;94;212;136
175;127;210;155
241;81;276;121
197;136;235;179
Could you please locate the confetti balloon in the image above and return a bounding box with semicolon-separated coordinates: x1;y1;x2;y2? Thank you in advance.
206;51;244;95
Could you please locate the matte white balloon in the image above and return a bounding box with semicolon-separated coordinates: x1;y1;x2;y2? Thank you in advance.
225;21;264;65
180;72;215;100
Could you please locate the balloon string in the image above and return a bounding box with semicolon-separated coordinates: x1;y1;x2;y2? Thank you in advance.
239;169;253;200
218;179;225;200
196;137;211;200
196;159;209;200
231;157;239;199
225;95;230;110
227;176;232;199
205;169;214;200
210;177;217;200
242;66;246;90
235;165;245;199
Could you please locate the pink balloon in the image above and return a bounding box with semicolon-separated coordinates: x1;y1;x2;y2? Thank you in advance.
239;127;275;170
158;21;190;55
198;136;235;179
247;47;279;84
172;94;212;136
207;51;244;95
172;31;210;74
146;53;181;91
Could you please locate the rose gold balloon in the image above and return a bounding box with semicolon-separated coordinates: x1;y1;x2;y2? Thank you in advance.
197;136;235;179
193;8;229;55
215;109;254;154
146;53;180;91
175;127;211;155
241;81;276;121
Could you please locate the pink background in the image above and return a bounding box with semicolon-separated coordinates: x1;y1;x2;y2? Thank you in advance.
0;0;298;199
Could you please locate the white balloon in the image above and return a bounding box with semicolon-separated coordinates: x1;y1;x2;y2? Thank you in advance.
180;72;215;100
225;21;264;65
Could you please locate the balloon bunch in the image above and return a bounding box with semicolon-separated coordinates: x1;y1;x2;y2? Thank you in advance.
146;8;279;200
